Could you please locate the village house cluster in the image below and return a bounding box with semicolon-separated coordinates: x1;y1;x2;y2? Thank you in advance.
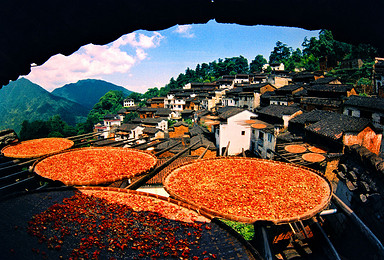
94;58;384;163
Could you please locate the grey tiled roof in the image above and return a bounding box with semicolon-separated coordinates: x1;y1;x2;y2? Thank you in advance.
217;106;245;119
305;113;372;140
154;108;172;116
143;127;161;134
117;108;127;114
173;121;189;127
258;104;302;118
301;97;342;107
138;107;157;112
141;117;167;125
311;76;339;85
188;124;210;137
307;84;353;93
344;95;384;111
290;110;335;124
116;123;140;132
275;84;303;92
103;114;118;119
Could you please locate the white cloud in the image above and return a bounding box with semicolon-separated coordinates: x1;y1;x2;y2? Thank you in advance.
112;32;164;49
174;25;195;38
25;32;164;91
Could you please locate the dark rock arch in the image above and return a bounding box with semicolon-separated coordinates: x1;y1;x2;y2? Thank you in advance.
0;0;383;87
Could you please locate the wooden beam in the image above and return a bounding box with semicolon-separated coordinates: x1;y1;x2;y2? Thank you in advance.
132;139;167;150
67;131;104;141
106;137;138;147
72;136;116;147
198;145;210;159
267;149;292;163
154;141;182;157
124;140;200;190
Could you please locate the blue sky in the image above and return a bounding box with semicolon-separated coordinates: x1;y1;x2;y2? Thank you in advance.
25;20;320;93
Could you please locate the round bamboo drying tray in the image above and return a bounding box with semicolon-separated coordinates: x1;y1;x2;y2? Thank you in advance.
308;146;328;154
0;187;260;260
164;157;332;225
33;147;157;186
1;138;74;159
251;123;267;129
284;144;307;153
302;153;326;163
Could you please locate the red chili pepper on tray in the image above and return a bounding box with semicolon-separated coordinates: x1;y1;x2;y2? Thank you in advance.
27;190;218;259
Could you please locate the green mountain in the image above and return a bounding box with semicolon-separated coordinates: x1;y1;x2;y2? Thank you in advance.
0;78;88;133
51;79;133;110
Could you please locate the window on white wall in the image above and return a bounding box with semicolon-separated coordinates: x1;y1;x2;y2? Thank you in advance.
241;131;245;135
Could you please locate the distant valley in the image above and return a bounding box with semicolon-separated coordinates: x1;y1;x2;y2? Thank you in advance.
0;78;133;133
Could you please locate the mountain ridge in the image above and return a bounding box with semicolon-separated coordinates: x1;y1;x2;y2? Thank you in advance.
0;78;89;133
51;79;133;110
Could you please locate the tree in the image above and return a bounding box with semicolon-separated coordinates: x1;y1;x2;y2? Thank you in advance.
250;55;267;73
19;120;49;140
129;92;142;102
356;77;373;94
123;112;139;123
79;90;126;134
142;87;160;100
302;30;351;68
48;115;66;134
226;56;249;74
269;41;292;65
168;119;177;128
184;118;193;126
302;54;319;72
92;90;125;115
348;43;378;62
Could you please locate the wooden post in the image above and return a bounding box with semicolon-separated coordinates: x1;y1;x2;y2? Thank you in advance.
223;141;230;156
198;145;210;159
124;140;200;190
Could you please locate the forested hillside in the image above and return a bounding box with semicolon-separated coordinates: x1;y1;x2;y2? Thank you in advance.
52;79;133;110
0;78;88;133
19;90;126;139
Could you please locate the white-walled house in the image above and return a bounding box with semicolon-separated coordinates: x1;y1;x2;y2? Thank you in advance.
222;96;237;107
165;93;187;111
262;62;285;72
123;98;135;107
250;120;277;159
213;107;257;156
115;124;144;140
95;114;121;139
134;117;168;132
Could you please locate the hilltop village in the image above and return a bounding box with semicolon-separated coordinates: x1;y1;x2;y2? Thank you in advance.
97;58;384;161
91;58;384;249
